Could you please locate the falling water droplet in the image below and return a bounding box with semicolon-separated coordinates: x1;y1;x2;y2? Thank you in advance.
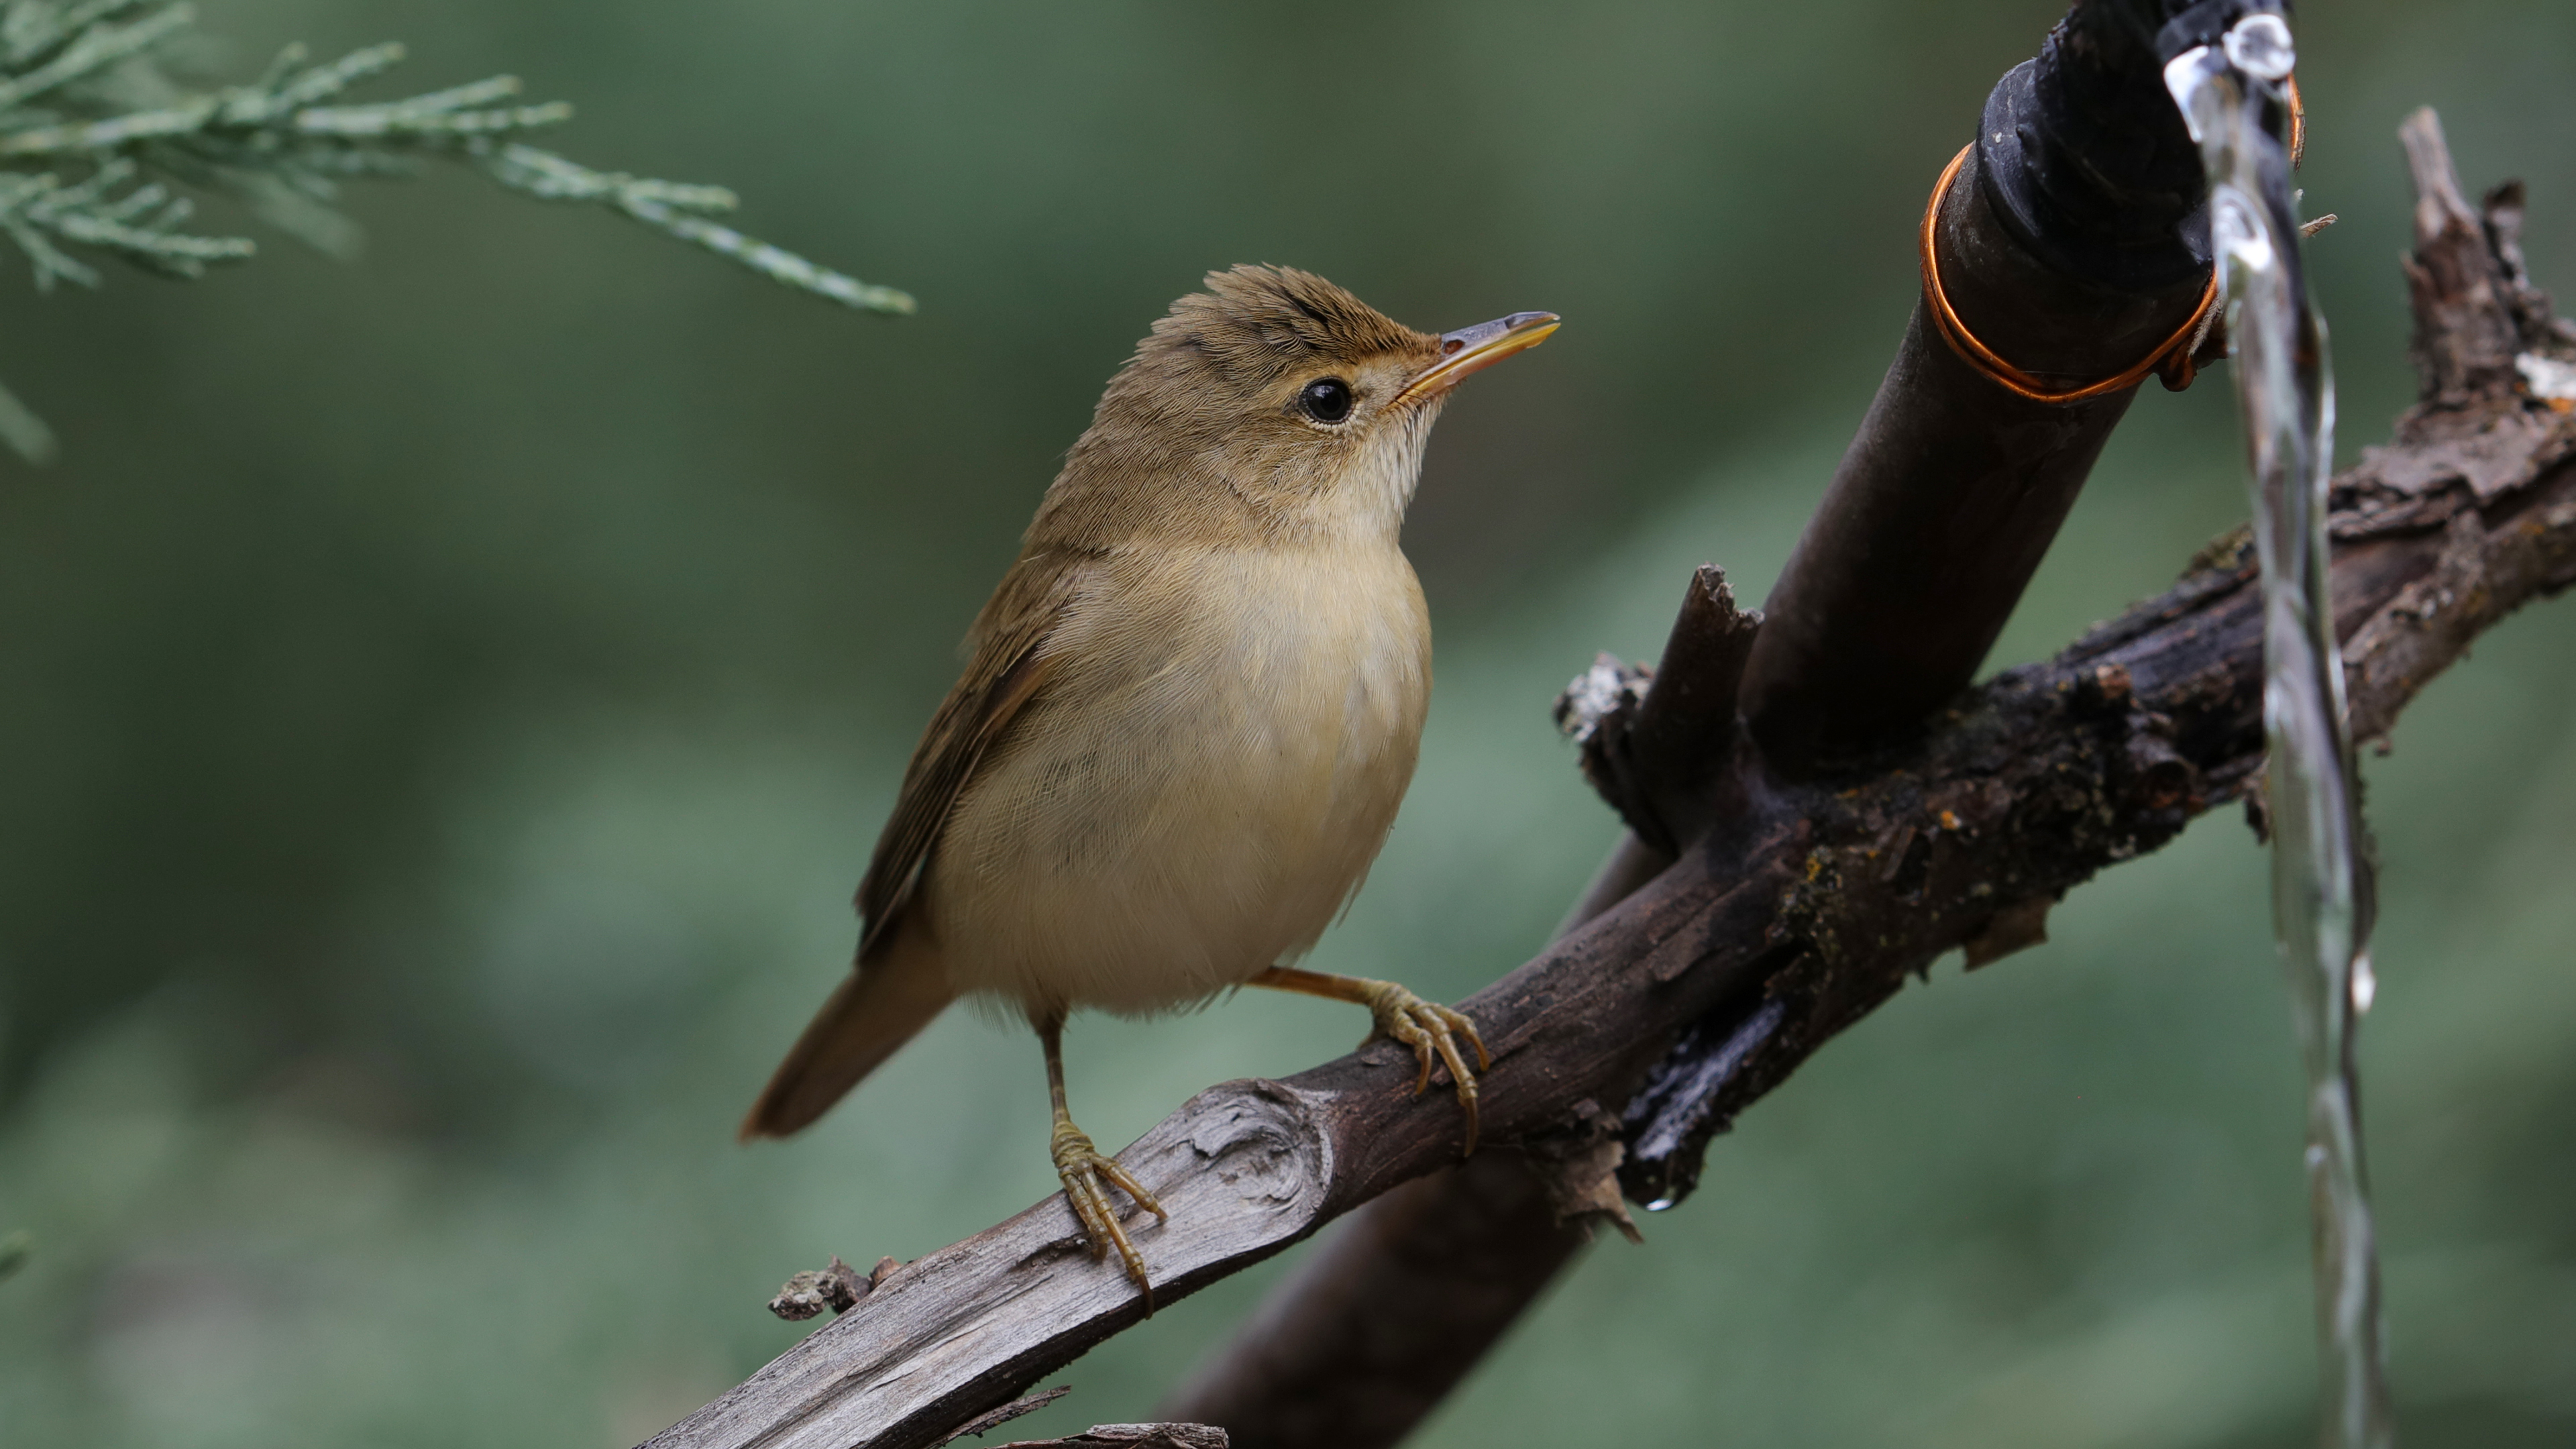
2169;19;2394;1449
2352;953;2377;1014
1644;1197;1676;1213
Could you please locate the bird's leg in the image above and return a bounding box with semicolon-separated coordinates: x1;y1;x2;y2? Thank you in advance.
1246;967;1491;1153
1036;1009;1166;1303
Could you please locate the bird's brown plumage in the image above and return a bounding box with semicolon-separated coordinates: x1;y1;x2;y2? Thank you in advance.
741;266;1539;1148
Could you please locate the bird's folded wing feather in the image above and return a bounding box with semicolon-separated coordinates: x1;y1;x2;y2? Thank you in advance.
853;549;1087;960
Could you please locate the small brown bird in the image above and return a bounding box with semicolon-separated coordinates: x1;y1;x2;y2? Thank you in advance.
742;266;1557;1295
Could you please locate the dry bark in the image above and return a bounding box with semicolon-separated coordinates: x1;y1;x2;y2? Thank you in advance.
989;1429;1226;1449
643;111;2576;1449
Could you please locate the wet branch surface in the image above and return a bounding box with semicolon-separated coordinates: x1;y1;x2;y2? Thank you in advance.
645;115;2576;1449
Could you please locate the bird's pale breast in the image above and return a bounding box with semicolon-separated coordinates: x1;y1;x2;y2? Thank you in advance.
926;541;1431;1014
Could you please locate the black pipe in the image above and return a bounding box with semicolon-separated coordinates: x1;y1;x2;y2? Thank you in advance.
1735;0;2216;773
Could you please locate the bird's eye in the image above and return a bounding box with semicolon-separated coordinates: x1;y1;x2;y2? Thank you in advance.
1298;377;1354;425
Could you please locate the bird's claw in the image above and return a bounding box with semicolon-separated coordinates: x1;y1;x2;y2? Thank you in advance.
1356;980;1491;1155
1050;1119;1165;1305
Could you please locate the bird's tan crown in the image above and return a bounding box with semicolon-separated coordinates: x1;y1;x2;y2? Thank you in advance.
1144;264;1439;385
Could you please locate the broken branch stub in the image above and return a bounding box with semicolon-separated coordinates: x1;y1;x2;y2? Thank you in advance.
1555;566;1760;855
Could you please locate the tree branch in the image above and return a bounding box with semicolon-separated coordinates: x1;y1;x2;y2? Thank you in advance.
643;111;2576;1449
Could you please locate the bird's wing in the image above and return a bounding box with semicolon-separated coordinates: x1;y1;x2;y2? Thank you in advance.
853;549;1085;960
737;553;1086;1140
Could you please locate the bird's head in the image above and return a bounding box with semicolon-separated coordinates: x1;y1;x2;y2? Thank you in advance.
1036;265;1557;547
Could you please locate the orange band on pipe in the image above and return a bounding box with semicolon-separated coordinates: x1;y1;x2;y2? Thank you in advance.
1919;144;2219;405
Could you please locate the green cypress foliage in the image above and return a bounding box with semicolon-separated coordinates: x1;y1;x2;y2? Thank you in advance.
0;1;912;460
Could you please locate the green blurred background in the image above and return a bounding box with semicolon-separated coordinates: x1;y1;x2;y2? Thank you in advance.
3;1;2571;1444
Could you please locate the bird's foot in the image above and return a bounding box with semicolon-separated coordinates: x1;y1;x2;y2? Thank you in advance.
1050;1117;1167;1301
1353;978;1491;1155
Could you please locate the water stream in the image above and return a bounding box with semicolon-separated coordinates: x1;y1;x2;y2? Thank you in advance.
2165;16;2392;1448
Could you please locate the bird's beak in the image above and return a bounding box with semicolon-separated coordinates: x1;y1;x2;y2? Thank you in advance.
1392;311;1561;407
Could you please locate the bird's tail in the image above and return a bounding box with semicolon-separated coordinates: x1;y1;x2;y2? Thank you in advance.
739;928;954;1140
